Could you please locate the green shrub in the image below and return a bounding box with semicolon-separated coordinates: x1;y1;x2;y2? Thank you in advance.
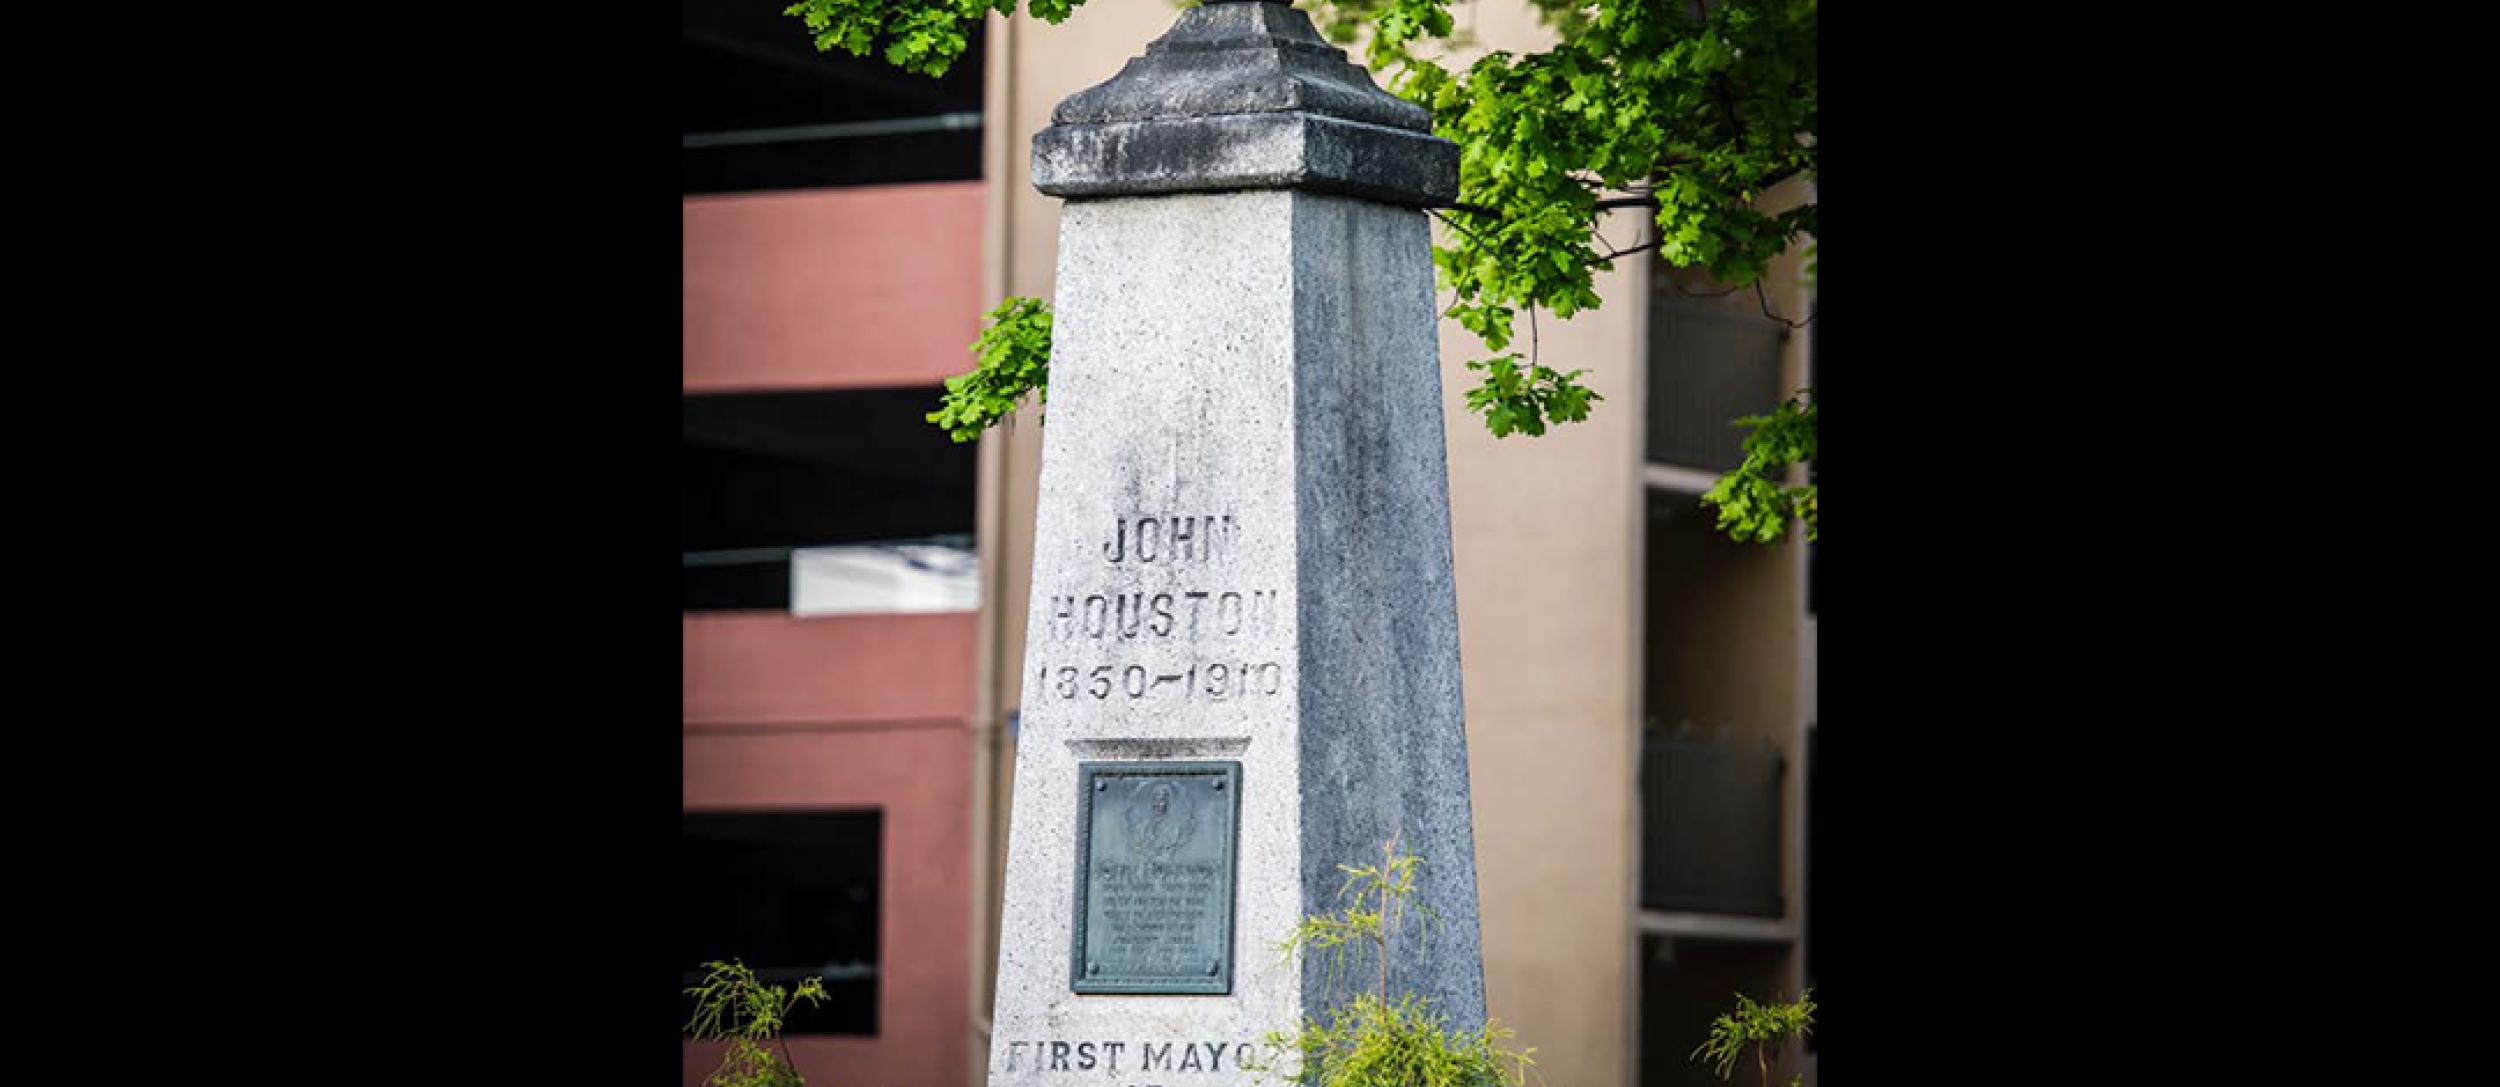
1248;839;1537;1087
1692;988;1814;1087
683;959;828;1087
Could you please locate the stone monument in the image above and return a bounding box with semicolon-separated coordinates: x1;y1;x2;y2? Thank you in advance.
987;1;1482;1080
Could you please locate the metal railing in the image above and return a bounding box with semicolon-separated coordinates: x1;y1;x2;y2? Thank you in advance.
1639;722;1785;918
1646;290;1790;473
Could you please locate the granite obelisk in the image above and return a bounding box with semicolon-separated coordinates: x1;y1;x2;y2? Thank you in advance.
987;2;1482;1080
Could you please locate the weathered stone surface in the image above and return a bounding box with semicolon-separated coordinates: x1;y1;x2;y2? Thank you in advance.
1030;0;1457;207
1033;111;1458;208
985;188;1485;1083
987;5;1481;1081
1051;1;1431;133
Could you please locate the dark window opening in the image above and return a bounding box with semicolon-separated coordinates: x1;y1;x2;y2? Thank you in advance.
682;810;883;1036
1641;489;1791;919
1638;936;1795;1087
684;3;984;193
683;387;977;611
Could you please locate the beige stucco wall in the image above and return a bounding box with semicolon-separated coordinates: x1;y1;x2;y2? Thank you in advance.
1430;11;1645;1086
1766;180;1816;1087
1442;229;1644;1087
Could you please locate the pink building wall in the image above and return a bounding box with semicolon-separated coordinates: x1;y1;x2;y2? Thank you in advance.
684;182;986;392
683;613;978;727
684;181;987;1087
683;701;974;1086
682;614;979;1087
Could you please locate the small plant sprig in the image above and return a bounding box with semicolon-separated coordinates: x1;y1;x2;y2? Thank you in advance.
1691;989;1814;1087
1283;836;1426;1003
1248;839;1536;1087
684;959;828;1087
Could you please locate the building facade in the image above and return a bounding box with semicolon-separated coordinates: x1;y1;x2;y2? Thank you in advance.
683;3;1816;1086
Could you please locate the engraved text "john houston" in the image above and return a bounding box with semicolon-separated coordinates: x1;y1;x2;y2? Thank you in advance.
1104;516;1236;564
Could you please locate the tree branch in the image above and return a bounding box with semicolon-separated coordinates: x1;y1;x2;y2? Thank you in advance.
1427;208;1496;256
1715;67;1750;156
1528;300;1540;370
1752;280;1816;328
1752;162;1810;193
1665;277;1742;299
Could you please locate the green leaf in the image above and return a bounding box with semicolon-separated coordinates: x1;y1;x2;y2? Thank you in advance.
1699;390;1815;544
926;296;1054;442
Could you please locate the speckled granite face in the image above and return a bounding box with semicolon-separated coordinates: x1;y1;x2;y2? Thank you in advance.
986;186;1483;1085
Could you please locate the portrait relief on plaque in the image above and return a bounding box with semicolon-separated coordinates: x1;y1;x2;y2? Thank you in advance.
1124;779;1199;864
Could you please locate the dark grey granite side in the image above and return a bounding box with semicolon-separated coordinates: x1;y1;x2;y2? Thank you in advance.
1290;192;1485;1027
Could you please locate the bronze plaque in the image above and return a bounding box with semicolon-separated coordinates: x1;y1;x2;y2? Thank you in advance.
1070;760;1241;995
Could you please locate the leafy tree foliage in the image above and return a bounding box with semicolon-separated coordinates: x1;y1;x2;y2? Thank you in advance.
785;0;1078;76
1463;352;1597;438
1704;390;1814;542
785;0;1816;543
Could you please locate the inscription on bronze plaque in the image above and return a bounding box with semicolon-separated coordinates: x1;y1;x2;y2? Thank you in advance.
1071;760;1241;995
